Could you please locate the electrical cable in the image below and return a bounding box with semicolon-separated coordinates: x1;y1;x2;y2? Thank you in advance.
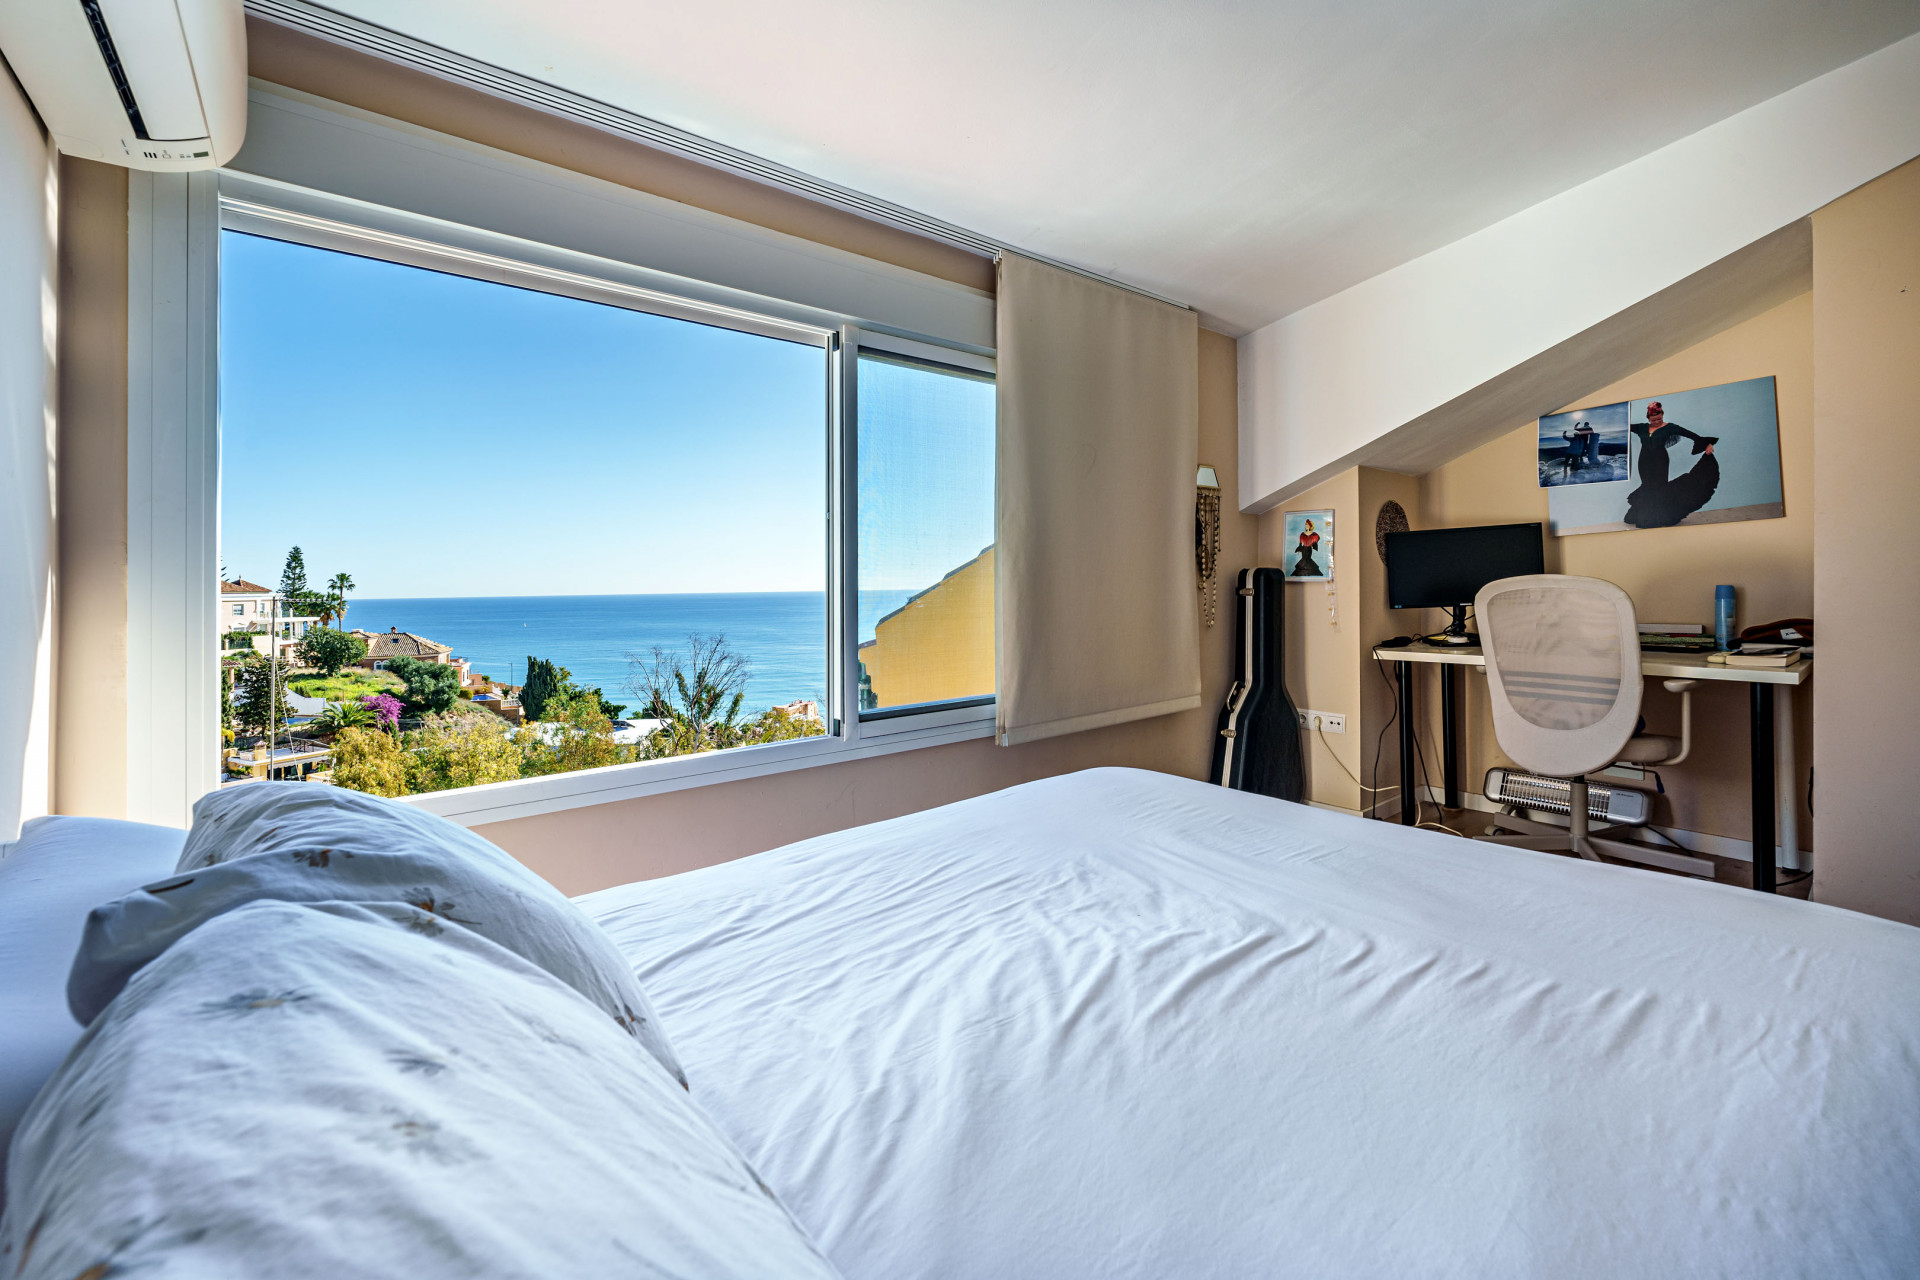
1407;685;1465;836
1372;655;1464;836
1314;722;1397;799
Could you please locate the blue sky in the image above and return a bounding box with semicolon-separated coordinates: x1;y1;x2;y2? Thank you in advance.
220;231;836;598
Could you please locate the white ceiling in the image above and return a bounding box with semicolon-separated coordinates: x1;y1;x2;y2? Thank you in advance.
323;0;1920;334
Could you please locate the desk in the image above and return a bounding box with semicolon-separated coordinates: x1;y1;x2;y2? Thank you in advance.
1372;641;1811;893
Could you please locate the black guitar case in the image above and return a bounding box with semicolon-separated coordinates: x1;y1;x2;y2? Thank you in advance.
1209;567;1306;801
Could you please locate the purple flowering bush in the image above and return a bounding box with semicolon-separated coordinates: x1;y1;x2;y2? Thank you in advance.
362;692;402;730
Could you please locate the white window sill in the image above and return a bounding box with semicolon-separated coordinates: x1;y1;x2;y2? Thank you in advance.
397;710;995;827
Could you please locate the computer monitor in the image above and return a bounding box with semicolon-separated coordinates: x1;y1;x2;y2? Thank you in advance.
1384;522;1545;643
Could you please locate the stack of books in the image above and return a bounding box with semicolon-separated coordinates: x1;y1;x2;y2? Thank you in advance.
1637;623;1716;655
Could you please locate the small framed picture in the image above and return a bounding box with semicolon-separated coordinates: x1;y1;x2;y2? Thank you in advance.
1282;509;1333;582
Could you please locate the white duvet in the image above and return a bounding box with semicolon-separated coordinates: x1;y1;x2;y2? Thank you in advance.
581;767;1920;1280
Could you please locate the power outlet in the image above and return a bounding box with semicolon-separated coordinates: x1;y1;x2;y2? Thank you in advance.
1296;709;1346;734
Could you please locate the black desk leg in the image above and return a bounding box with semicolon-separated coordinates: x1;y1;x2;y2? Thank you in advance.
1441;665;1460;810
1750;682;1776;893
1397;661;1416;826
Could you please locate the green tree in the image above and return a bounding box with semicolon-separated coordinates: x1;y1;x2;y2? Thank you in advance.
387;655;461;718
295;627;367;677
521;656;564;721
232;652;293;738
279;546;309;600
408;715;524;792
743;704;826;745
518;690;628;777
625;634;750;755
329;725;410;797
219;657;238;743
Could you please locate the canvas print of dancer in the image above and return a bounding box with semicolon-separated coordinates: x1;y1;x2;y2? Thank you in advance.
1283;510;1333;581
1544;376;1784;536
1536;400;1629;487
1623;378;1783;529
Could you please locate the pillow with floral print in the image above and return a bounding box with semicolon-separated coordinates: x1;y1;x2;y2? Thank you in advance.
67;783;685;1088
6;900;839;1280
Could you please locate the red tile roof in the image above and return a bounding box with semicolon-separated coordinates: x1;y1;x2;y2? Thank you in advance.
352;629;451;660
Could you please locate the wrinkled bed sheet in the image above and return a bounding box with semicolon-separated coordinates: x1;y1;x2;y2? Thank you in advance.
581;768;1920;1280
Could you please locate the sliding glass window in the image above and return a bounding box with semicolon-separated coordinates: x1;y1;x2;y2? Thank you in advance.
854;352;996;715
217;230;833;797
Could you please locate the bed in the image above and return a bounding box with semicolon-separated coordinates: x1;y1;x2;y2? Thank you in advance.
579;767;1920;1279
5;769;1917;1277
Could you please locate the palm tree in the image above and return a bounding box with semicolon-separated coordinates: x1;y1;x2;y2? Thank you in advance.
327;573;356;630
315;698;376;734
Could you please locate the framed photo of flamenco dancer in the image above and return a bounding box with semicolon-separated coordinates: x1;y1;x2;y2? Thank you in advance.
1282;509;1333;581
1543;375;1784;536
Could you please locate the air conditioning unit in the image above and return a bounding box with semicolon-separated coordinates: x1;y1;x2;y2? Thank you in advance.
1484;768;1651;826
0;0;246;171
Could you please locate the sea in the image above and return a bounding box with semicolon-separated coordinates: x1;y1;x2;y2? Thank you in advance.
341;592;916;714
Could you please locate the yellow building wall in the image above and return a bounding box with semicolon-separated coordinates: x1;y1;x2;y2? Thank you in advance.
861;547;995;709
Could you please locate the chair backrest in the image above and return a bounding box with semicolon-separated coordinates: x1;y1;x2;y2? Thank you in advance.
1474;574;1641;778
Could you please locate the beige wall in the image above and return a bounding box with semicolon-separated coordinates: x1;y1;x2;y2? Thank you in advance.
1264;469;1360;809
1811;158;1920;924
479;328;1253;894
1418;292;1815;847
1355;468;1423;814
1258;467;1420;816
53;157;129;820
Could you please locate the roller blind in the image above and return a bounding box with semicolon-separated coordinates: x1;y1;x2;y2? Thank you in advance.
994;254;1201;746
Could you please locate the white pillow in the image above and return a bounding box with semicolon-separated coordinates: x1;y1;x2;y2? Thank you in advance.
68;783;685;1089
0;816;184;1208
2;900;842;1280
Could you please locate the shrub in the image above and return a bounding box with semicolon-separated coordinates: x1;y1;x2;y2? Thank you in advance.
743;705;827;745
518;691;628;777
295;627;367;677
387;656;461;717
407;715;524;792
328;726;410;797
362;692;402;730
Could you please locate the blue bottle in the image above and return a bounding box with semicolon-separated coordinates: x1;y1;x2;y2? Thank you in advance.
1714;585;1737;651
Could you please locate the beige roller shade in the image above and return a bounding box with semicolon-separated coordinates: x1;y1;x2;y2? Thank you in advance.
995;254;1201;746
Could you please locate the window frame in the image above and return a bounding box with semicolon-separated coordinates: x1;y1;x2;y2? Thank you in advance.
840;330;998;740
134;141;997;828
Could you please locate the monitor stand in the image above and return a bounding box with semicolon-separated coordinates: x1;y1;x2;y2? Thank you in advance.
1439;604;1478;646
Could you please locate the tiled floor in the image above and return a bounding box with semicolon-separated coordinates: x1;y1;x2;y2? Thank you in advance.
1382;802;1814;899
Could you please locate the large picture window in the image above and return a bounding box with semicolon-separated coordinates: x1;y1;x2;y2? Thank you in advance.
213;205;994;807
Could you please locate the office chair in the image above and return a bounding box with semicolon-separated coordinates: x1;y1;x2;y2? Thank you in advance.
1473;574;1708;874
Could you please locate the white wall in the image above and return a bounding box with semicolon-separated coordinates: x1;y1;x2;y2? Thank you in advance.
1237;31;1920;513
0;66;53;840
